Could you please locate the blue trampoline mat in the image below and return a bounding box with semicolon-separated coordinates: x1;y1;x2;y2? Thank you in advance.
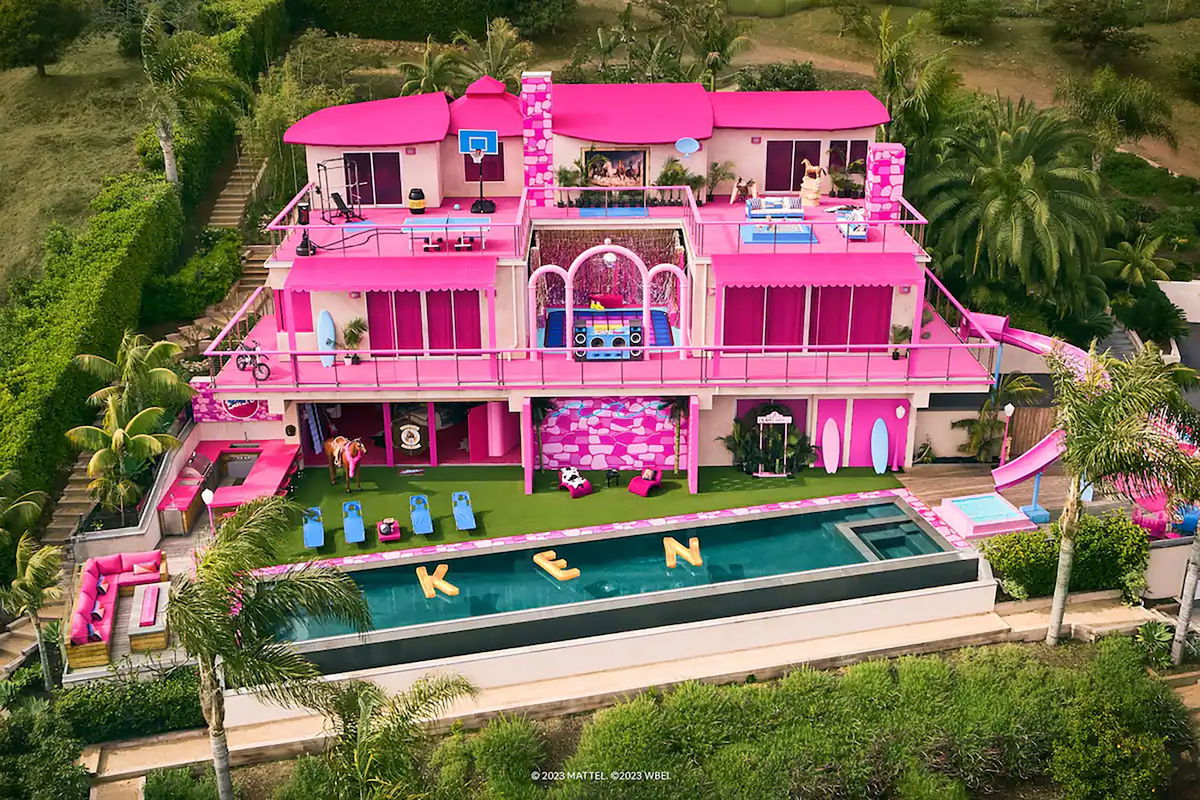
579;207;650;218
740;224;816;244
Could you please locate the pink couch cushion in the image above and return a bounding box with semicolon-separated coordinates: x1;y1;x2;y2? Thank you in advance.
591;293;624;309
139;587;160;627
94;554;124;575
119;551;161;572
118;570;161;589
69;612;89;645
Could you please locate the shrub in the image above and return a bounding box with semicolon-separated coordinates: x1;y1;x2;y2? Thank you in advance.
142;228;243;324
930;0;1000;39
53;667;204;744
734;60;821;91
290;0;575;39
1047;0;1154;57
469;715;545;798
144;767;218;800
271;756;335;799
980;512;1150;601
0;704;89;800
1180;51;1200;100
201;0;291;84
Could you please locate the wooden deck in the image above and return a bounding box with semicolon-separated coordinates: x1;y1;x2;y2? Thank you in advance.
899;463;1125;517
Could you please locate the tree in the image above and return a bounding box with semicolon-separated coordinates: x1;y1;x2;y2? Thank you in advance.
454;17;533;94
73;330;195;419
1047;0;1154;58
1043;345;1200;645
679;2;751;91
0;471;44;547
930;0;999;40
734;61;820;92
65;398;180;526
398;35;467;97
313;676;475;798
139;4;244;185
1058;66;1177;170
167;496;371;800
0;0;86;77
951;373;1045;462
0;535;62;690
834;1;871;39
1101;235;1173;288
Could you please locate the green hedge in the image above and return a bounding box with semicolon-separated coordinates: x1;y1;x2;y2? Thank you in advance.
289;0;575;39
145;767;219;800
142;228;243;324
0;175;183;498
981;511;1151;601
0;705;90;800
53;668;204;745
136;107;238;212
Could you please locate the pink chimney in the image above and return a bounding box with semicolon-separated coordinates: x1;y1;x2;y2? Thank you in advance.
520;71;555;208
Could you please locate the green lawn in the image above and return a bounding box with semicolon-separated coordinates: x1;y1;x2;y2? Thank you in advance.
282;464;901;562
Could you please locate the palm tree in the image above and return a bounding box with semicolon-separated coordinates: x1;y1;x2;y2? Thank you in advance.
1043;344;1200;645
398;36;467;97
0;535;63;690
951;373;1045;462
0;471;45;547
1057;66;1178;170
139;4;244;185
73;330;195;419
682;14;751;91
168;496;372;800
313;676;474;798
65;399;180;526
453;18;533;94
915;98;1109;312
531;398;556;473
1101;234;1174;288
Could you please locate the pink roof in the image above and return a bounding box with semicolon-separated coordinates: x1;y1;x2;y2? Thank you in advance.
283;93;450;147
450;76;522;137
285;255;497;291
712;253;922;288
552;83;714;144
709;90;889;131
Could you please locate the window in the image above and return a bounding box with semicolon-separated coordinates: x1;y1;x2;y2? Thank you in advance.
343;152;403;205
829;139;870;175
464;143;505;182
764;140;822;192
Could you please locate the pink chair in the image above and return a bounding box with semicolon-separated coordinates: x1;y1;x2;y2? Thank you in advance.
558;467;593;499
629;468;663;497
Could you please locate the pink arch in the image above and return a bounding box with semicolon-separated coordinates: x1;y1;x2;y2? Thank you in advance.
647;263;690;347
527;264;569;349
566;244;649;348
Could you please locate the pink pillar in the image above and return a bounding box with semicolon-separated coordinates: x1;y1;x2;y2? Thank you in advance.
864;143;907;221
687;396;701;494
520;71;555;208
383;402;394;467
486;288;497;348
426;402;439;466
283;290;299;377
521;398;534;494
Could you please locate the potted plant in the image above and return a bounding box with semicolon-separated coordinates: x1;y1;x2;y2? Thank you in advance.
341;317;367;365
920;307;934;340
890;324;911;360
706;160;736;202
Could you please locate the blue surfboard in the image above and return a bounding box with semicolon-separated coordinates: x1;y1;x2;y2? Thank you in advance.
870;417;890;475
316;310;336;368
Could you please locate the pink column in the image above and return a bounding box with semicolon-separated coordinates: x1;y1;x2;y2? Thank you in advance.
864;143;906;221
521;398;534;494
283;290;299;378
519;71;555;208
426;401;439;466
687;396;701;494
383;402;394;467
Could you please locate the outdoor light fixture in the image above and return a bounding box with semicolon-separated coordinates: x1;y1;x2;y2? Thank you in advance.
349;291;362;299
201;488;216;533
1000;403;1017;466
751;136;762;144
296;230;315;256
1003;403;1015;418
895;405;907;420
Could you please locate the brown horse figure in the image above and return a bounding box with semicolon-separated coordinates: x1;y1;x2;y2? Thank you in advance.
324;436;367;493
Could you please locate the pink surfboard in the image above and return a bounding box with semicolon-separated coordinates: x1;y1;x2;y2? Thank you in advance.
821;418;840;475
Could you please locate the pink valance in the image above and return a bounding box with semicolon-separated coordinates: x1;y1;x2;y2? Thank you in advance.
285;256;496;292
712;253;923;288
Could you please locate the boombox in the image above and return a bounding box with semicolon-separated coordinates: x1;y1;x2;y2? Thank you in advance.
573;324;644;361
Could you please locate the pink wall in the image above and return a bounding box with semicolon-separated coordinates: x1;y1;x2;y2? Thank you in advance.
520;72;555;207
865;143;906;221
847;398;909;469
487;401;520;456
192;383;282;423
539;397;685;471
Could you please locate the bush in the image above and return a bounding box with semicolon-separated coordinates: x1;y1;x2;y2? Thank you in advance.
930;0;1000;39
142;228;243;324
0;174;182;500
290;0;574;39
470;715;544;798
734;60;820;91
1113;282;1189;348
1180;52;1200;100
271;756;335;799
201;0;291;84
1047;0;1154;57
53;667;204;744
136;106;237;212
0;704;89;800
980;511;1150;601
144;767;218;800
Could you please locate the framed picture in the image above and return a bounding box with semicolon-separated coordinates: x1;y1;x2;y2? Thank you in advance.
584;148;647;187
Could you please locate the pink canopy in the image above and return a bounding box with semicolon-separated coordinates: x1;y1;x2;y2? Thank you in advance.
285;256;497;292
709;90;890;131
712;253;923;288
284;93;450;147
552;83;714;143
450;76;522;137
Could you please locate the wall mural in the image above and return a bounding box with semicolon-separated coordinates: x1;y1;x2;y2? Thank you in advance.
539;396;686;471
191;384;282;423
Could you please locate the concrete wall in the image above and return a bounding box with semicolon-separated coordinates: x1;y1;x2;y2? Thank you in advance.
1145;538;1200;600
914;409;971;462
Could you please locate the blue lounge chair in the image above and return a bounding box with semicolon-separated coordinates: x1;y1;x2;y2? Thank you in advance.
302;506;325;548
343;501;365;544
1179;505;1200;535
410;495;433;535
451;491;477;531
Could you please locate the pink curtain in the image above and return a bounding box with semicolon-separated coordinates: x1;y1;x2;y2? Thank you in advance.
765;287;806;346
848;286;892;347
274;289;287;330
722;287;765;346
366;291;394;351
426;290;454;350
393;292;422;350
808;287;851;346
290;290;313;333
453;290;482;349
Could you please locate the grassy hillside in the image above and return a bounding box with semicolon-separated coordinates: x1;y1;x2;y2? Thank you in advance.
0;37;147;293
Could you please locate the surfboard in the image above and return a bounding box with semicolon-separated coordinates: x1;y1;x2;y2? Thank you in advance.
870;417;890;475
821;418;840;475
316;310;336;368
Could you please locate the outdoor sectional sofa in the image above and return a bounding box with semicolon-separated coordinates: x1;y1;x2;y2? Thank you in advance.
65;550;168;668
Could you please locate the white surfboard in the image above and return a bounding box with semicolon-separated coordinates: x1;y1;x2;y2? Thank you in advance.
821;418;841;475
316;310;336;368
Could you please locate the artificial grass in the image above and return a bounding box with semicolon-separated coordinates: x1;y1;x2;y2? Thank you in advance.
282;464;901;563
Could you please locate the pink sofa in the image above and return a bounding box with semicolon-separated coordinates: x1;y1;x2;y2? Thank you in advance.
66;550;167;667
629;469;663;497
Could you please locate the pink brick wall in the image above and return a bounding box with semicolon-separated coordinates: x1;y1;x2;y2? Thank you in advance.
520;71;555;208
540;397;686;471
865;142;906;221
191;383;281;423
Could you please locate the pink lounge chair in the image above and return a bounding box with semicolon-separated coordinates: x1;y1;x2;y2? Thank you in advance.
558;467;593;499
629;468;663;497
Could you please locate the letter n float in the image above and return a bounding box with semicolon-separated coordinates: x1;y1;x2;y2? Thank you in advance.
416;564;459;598
663;536;702;568
533;550;580;581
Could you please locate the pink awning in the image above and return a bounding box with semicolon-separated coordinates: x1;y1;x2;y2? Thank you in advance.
709;90;889;131
450;76;522;137
284;93;451;147
712;253;923;288
285;256;497;292
552;83;714;143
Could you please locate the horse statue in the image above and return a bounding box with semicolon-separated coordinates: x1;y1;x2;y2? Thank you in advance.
324;436;367;493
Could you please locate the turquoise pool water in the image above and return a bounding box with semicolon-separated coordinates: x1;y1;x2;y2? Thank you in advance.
949;494;1022;523
281;502;941;642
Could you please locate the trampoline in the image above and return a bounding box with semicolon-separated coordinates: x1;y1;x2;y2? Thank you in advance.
543;309;674;349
